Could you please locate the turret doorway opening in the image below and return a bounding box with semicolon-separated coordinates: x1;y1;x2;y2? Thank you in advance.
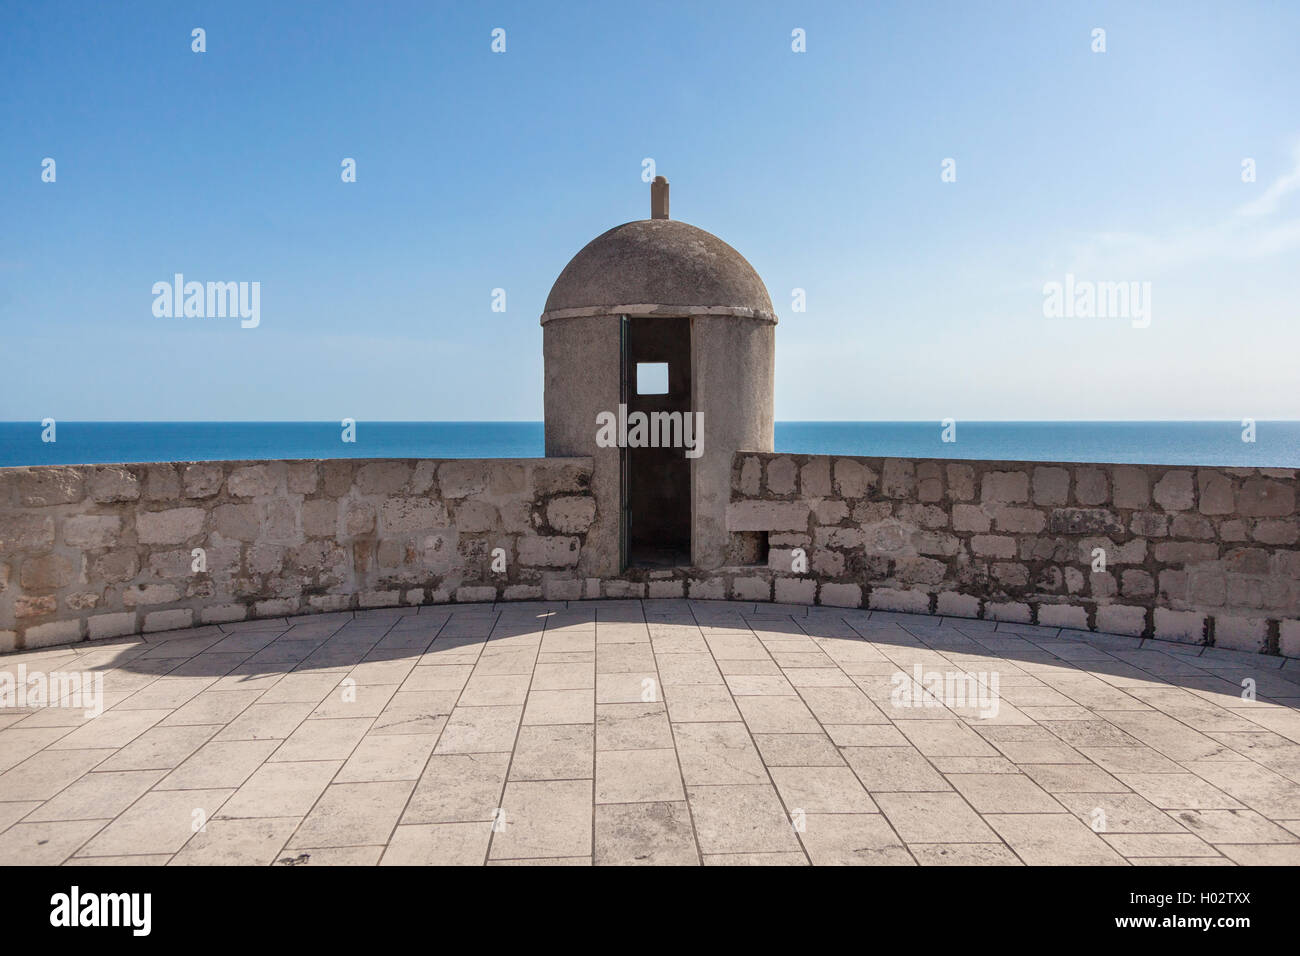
621;315;692;569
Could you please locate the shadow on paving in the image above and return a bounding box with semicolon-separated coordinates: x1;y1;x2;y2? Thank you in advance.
9;600;1299;724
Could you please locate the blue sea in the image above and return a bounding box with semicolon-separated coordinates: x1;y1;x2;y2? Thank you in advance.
1;421;1296;468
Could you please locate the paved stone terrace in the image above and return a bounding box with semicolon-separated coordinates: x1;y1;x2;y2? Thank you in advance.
1;600;1299;866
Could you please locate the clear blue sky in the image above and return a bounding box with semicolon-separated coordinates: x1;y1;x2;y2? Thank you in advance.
3;0;1298;421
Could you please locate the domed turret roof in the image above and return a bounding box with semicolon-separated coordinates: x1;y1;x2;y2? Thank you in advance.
540;218;776;324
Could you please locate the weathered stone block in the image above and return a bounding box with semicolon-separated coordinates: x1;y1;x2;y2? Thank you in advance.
1280;620;1300;660
24;620;82;647
725;500;810;532
356;461;413;496
259;499;300;544
209;502;259;542
1032;467;1070;506
1170;514;1214;539
15;594;57;618
775;577;816;605
1153;471;1194;512
985;601;1031;623
869;587;928;613
800;458;833;498
438;461;489;498
18;554;78;590
1112;467;1149;510
1154;541;1219;565
952;504;990;533
89;466;141;504
1222;547;1269;575
65;591;99;610
380;497;450;534
993;507;1046;534
733;576;771;601
518;536;579;568
896;503;948;529
1236;479;1295;517
820;582;862;608
92;550;138;583
1036;604;1088;629
136;507;205;545
532;461;589;495
1089;571;1116;598
862;521;909;553
543;576;583;601
302;499;338;537
1120;569;1154;598
882;459;916;498
123;583;181;607
143;608;194;633
344;502;376;536
815;526;863;549
182;463;224;498
200;604;247;624
287;462;319;495
88;611;137;640
946;464;975;501
603;580;645;599
0;512;55;551
738;457;761;496
766;457;797;495
1158;569;1187;602
1213;615;1267;653
991;562;1029;587
1095;604;1146;636
546;496;596;533
981;471;1029;504
1078;536;1146;565
914;461;943;503
1219;519;1248;541
1252;519;1298;545
812;499;848;525
915;532;961;557
320;460;354;497
936;591;980;619
1074;468;1108;506
1129;512;1168;537
63;514;121;549
1153;608;1205;644
1049;508;1124;535
811;549;844;576
453;499;500;533
971;535;1017;559
17;467;84;506
834;459;877;499
851;501;892;525
144;465;180;501
1197;471;1234;515
1187;570;1226;606
146;549;193;578
647;579;685;599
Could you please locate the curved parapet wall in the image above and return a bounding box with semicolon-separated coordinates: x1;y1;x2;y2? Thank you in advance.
3;452;1297;659
724;453;1299;656
0;458;597;651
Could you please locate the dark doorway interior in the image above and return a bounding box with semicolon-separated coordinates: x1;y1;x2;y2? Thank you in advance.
622;316;691;568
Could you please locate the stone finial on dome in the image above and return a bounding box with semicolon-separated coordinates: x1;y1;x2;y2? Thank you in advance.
651;175;669;220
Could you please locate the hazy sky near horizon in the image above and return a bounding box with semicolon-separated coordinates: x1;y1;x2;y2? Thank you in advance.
3;1;1298;422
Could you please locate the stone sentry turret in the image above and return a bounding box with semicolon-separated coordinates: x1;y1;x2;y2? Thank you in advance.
540;178;777;573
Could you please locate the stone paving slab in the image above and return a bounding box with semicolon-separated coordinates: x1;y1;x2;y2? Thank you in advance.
1;602;1299;865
